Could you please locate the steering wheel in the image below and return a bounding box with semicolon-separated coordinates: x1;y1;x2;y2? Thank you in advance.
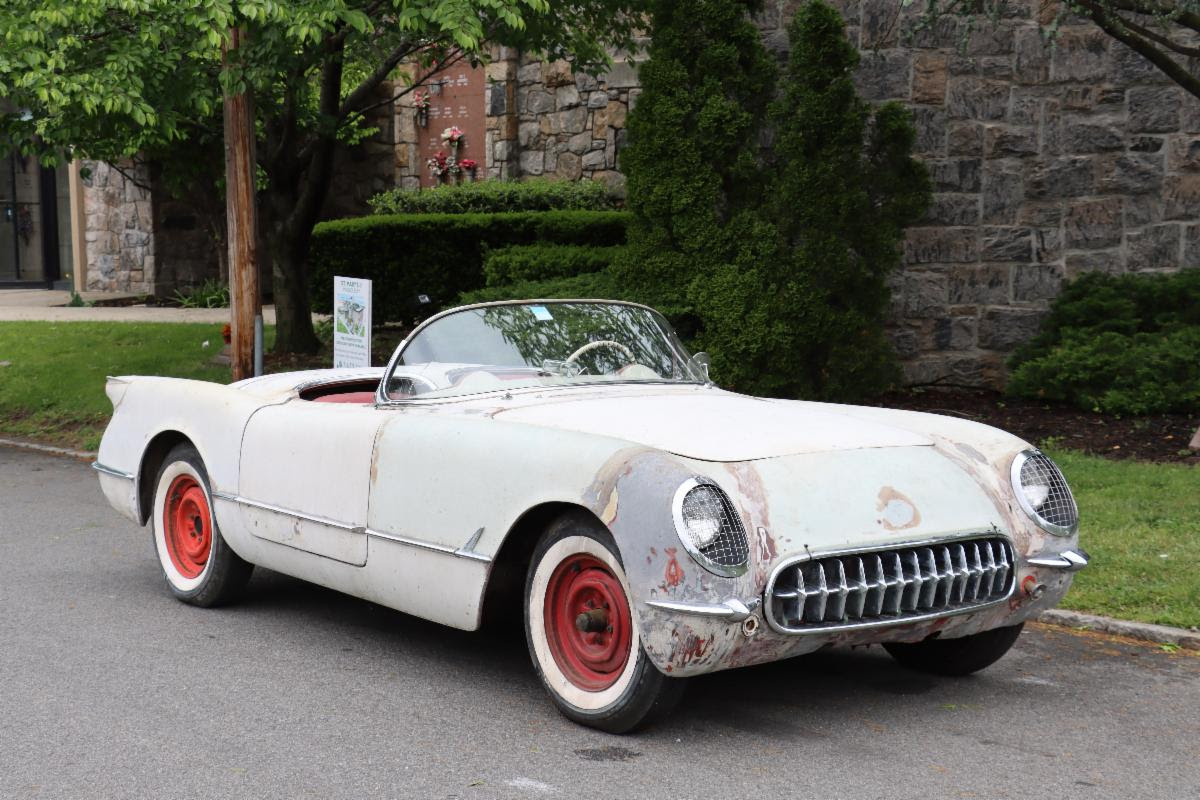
564;340;636;373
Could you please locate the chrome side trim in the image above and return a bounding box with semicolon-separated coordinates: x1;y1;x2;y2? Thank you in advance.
1027;548;1089;572
92;462;134;481
211;491;365;533
367;527;493;563
453;527;489;561
645;597;760;622
213;491;493;563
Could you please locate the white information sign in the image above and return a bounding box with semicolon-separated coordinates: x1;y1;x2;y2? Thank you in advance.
333;276;372;368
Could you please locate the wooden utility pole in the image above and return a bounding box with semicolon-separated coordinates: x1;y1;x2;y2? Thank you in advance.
222;27;260;381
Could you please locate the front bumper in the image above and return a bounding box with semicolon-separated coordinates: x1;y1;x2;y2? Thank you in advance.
639;547;1088;677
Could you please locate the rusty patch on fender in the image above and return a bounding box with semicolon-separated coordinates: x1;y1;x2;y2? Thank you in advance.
876;486;921;531
669;628;714;668
662;547;684;589
755;526;777;563
955;442;988;464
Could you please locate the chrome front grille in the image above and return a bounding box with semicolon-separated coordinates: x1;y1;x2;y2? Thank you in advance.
766;537;1014;633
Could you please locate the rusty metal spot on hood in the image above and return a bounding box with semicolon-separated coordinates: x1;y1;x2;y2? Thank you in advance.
956;442;988;465
877;486;921;531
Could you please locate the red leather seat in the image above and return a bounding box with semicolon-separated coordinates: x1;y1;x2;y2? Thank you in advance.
311;391;376;404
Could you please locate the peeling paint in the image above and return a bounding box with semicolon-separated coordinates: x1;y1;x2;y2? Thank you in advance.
600;487;619;525
876;486;922;531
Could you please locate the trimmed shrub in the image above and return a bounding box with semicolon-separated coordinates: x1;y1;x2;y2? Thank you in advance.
368;178;621;215
483;244;625;287
309;211;630;322
1007;270;1200;414
458;270;622;305
1007;328;1200;415
1009;270;1200;365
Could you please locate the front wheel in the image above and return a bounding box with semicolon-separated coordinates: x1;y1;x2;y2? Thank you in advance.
884;623;1024;676
151;443;252;607
525;516;684;733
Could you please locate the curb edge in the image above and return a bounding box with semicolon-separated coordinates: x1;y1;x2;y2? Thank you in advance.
0;437;96;461
1036;608;1200;650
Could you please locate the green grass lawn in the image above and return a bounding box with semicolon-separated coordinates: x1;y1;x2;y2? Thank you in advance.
1047;449;1199;631
0;322;234;450
0;322;1195;628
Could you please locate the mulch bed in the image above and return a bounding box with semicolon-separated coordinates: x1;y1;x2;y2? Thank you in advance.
879;389;1200;465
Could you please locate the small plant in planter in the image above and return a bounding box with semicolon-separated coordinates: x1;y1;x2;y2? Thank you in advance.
459;158;478;181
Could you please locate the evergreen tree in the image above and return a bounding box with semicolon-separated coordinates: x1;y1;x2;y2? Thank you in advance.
614;0;778;325
764;1;931;399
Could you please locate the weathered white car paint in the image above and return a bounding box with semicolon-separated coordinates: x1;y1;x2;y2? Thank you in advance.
96;368;1083;673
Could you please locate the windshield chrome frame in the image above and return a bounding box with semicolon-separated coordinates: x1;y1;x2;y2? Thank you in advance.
375;298;701;405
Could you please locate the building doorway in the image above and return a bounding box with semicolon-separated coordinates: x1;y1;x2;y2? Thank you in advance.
0;152;70;288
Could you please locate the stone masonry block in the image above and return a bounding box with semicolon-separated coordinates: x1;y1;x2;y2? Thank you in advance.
1064;198;1122;249
1127;224;1181;271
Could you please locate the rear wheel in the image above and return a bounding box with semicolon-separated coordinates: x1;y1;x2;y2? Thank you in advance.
525;515;684;733
151;443;252;607
884;623;1024;676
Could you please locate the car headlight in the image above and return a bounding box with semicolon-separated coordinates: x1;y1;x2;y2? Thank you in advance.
672;478;750;577
1010;449;1078;537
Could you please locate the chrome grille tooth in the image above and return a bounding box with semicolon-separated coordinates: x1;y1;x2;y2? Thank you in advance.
900;550;921;611
916;548;937;609
826;559;849;622
864;554;886;617
804;562;828;623
846;556;869;620
966;542;983;601
882;552;903;615
767;536;1016;632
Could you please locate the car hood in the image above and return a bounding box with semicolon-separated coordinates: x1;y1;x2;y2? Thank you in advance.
492;390;932;461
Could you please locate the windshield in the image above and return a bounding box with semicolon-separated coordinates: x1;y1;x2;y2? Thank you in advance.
385;301;705;400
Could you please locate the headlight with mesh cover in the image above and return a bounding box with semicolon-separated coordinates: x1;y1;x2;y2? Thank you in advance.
1010;450;1079;536
671;478;750;577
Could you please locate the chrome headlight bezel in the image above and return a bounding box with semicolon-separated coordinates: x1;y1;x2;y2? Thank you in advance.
1010;449;1079;537
671;478;750;578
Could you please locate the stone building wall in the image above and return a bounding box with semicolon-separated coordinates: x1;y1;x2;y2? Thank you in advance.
473;1;1200;388
81;160;155;293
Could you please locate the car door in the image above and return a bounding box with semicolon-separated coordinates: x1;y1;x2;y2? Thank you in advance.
237;401;384;566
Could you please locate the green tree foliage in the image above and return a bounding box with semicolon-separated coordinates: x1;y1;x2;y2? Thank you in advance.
0;0;645;352
1007;270;1200;414
617;0;929;399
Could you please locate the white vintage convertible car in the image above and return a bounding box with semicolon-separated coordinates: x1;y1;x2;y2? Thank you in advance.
95;300;1088;732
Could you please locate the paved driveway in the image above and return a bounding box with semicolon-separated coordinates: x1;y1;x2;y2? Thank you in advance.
1;446;1196;799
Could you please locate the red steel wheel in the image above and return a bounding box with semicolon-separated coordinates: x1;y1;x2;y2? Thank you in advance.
151;442;252;606
163;474;212;579
543;554;633;691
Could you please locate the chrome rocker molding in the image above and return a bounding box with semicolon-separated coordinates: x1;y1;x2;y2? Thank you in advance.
212;492;492;563
763;532;1017;636
1027;548;1089;572
645;597;760;622
92;462;134;481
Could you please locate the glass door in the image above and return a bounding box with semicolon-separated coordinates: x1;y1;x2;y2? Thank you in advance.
0;153;51;284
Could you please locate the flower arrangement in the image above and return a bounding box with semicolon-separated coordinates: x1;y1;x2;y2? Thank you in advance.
441;126;465;150
459;158;478;181
426;150;451;179
413;89;430;127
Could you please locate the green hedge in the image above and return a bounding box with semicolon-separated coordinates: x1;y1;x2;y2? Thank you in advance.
458;270;623;305
1008;270;1200;414
368;178;621;215
482;244;625;287
309;211;630;322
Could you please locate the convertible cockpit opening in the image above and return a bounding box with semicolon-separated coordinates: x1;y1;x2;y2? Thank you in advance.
299;380;379;404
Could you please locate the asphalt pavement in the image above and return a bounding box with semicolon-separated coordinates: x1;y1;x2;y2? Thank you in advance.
1;446;1197;800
